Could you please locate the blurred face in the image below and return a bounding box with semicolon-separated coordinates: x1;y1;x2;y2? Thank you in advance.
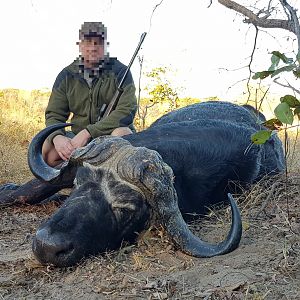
79;37;105;67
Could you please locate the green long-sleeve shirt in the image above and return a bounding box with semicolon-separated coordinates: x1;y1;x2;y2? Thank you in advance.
45;57;137;143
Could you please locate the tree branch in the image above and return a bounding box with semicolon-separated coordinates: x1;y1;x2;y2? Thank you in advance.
148;0;165;34
246;26;259;102
279;0;300;53
273;77;300;95
218;0;296;34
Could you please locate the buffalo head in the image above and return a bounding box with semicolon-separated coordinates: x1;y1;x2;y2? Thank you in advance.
29;124;242;267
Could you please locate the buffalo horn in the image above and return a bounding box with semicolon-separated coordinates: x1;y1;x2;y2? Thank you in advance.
28;124;72;182
161;193;242;257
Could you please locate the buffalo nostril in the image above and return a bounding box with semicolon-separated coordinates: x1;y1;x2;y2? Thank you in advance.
32;228;74;265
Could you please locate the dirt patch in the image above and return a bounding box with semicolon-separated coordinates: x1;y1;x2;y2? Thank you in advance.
0;134;299;299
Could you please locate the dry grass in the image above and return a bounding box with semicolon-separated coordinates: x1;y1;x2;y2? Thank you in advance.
0;133;33;185
0;89;48;142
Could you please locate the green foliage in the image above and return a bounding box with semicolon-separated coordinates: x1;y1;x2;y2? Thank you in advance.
253;51;296;80
268;53;280;71
136;66;181;130
252;98;300;145
271;51;293;64
251;50;300;145
271;65;296;77
274;102;294;125
294;106;300;118
280;95;300;107
251;130;272;144
293;68;300;78
252;71;273;79
262;118;283;130
144;66;179;110
135;67;202;131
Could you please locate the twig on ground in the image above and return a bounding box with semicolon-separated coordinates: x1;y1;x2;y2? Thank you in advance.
255;181;282;217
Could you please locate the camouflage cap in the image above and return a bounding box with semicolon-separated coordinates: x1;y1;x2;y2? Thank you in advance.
79;22;107;40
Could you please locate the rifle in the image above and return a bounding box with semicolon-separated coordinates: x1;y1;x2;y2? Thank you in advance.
97;32;147;121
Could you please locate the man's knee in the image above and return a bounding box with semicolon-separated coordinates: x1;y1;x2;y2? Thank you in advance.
111;127;133;137
42;139;61;167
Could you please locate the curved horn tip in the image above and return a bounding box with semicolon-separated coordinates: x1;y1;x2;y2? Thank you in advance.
161;192;243;258
28;123;73;182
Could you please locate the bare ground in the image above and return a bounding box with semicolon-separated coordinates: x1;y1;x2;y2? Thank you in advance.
0;133;299;300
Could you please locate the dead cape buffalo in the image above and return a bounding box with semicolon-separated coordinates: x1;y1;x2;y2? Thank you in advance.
24;101;285;266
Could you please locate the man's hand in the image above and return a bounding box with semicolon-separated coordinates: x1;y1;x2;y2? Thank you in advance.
71;129;91;149
53;135;75;161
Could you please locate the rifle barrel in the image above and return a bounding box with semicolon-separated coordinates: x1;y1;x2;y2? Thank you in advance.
102;32;147;118
118;32;147;89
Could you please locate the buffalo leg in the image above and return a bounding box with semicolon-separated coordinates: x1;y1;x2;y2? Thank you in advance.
0;178;70;206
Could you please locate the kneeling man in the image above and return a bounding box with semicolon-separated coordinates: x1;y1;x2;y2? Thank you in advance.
43;22;136;167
